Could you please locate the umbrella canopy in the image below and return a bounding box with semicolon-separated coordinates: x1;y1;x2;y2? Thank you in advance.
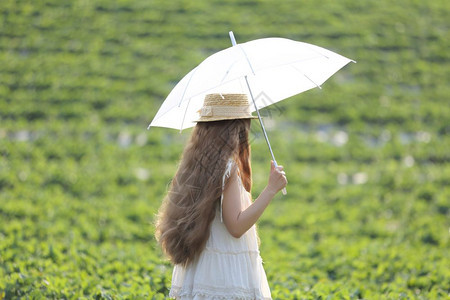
149;35;354;130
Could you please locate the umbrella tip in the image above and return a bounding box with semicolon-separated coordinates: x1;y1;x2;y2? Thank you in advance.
229;31;237;46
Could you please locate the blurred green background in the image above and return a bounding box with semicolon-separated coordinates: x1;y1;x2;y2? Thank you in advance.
1;0;449;298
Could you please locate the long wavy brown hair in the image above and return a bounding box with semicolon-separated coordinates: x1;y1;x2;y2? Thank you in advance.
155;119;252;266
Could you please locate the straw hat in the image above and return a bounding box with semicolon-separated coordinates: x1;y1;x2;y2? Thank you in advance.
196;93;259;122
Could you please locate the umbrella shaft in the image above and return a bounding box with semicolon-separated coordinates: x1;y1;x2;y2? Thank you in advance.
244;76;278;166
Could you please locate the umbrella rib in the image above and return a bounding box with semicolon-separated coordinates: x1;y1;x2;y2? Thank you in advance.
255;55;324;73
302;42;331;60
220;60;240;85
149;76;246;130
237;45;256;75
179;96;193;132
290;65;322;89
178;66;199;108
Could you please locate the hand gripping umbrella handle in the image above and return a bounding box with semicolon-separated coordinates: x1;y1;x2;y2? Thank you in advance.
273;160;287;195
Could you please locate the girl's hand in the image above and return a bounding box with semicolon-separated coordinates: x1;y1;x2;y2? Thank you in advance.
267;160;287;194
223;161;287;238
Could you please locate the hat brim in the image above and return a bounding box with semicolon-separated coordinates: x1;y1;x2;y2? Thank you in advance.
195;115;260;123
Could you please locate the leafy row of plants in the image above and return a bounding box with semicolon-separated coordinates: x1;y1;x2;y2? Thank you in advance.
1;0;449;298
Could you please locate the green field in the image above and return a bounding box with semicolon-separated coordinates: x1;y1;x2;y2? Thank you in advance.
1;0;449;298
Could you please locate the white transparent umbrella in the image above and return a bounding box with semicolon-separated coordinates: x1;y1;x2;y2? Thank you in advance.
149;32;354;131
149;32;355;194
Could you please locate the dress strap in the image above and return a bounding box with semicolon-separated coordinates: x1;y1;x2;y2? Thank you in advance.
220;159;234;223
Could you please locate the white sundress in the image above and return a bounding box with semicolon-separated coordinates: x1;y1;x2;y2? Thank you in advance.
169;159;272;299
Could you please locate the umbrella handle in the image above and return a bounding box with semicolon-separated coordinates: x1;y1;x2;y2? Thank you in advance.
273;160;287;195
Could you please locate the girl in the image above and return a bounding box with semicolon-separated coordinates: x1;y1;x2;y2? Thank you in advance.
155;93;287;299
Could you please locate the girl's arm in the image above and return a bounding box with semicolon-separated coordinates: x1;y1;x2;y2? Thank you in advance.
222;161;287;238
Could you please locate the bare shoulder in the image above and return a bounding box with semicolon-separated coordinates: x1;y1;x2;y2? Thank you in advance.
224;162;239;191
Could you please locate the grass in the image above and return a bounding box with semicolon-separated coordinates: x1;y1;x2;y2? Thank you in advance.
0;0;449;298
